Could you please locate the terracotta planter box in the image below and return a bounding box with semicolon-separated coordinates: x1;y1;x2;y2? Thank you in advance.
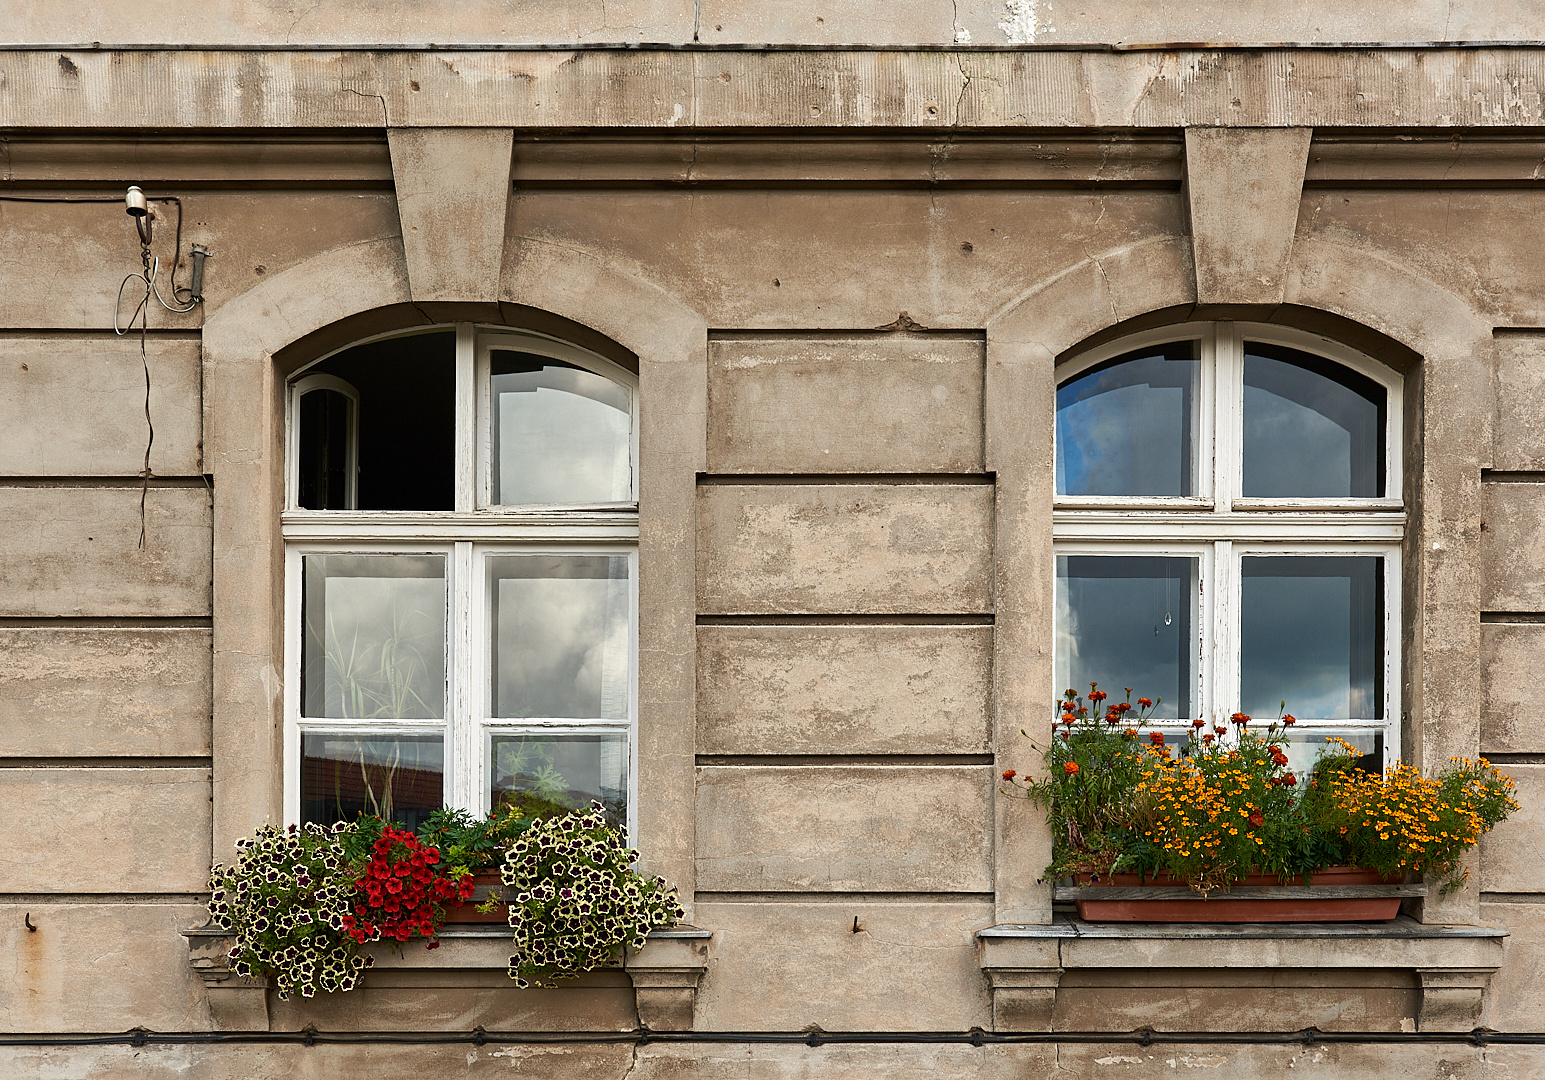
1068;866;1408;923
441;869;508;925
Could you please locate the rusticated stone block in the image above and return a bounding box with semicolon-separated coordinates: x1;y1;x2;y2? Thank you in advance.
696;483;993;615
696;624;991;755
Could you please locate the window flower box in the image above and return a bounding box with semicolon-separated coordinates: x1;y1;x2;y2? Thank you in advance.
441;868;508;924
1003;685;1519;923
1062;866;1421;922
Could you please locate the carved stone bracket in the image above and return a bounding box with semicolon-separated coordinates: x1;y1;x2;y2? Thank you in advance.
1417;968;1494;1032
978;918;1507;1033
183;926;270;1031
625;926;713;1031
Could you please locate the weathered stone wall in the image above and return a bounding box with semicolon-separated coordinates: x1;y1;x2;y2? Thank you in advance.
1;26;1544;1079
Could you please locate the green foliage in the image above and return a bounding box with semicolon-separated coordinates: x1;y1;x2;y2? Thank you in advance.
417;804;533;876
208;823;373;999
502;804;684;989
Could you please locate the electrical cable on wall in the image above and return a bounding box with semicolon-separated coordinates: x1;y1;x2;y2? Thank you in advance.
111;186;211;548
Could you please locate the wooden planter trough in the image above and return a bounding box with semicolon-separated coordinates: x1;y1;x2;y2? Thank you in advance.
441;869;508;925
1060;867;1424;923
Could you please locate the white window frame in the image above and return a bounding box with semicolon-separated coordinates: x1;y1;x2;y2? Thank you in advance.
281;324;641;834
1052;323;1405;767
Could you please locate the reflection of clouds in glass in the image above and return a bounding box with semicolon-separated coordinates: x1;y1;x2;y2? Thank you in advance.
491;556;629;719
494;364;631;505
302;555;446;719
1057;355;1195;497
1240;559;1381;720
1243;386;1351;497
1242;351;1383;498
1055;556;1196;719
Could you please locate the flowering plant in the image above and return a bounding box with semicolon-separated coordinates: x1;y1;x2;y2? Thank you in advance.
503;803;684;988
208;823;373;1000
342;826;475;947
1307;741;1518;892
1006;684;1520;896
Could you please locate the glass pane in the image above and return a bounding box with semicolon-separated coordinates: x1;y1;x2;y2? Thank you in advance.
1242;344;1386;498
297;388;353;510
490;731;627;825
296;330;455;511
1056;343;1199;497
302;554;446;719
300;732;444;831
491;351;632;505
1055;555;1198;720
1280;727;1383;782
488;554;631;720
1240;556;1383;720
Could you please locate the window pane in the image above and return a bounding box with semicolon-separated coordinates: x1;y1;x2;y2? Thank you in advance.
301;732;444;831
1056;343;1199;497
297;388;353;510
490;731;627;825
491;351;632;505
1055;555;1198;720
1242;344;1386;498
302;554;446;719
1240;555;1383;720
1279;727;1382;782
488;554;630;720
296;331;455;510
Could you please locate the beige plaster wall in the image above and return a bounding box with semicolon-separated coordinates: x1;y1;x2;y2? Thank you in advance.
697;624;992;755
0;767;211;892
0;106;1542;1047
0;903;211;1033
0;333;203;477
706;334;985;473
0;487;211;617
2;1038;1544;1079
510;189;1184;330
0;627;211;757
696;483;994;615
5;0;1545;46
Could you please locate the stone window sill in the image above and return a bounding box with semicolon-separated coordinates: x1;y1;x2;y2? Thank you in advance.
185;924;711;1033
977;915;1507;1033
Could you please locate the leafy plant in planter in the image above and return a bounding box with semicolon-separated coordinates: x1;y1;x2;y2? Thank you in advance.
1005;684;1519;898
208;823;373;1000
502;803;684;988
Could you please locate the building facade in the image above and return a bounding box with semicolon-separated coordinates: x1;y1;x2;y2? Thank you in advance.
2;2;1545;1076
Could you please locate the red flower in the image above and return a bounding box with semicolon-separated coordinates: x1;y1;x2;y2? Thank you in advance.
1149;732;1165;746
1089;690;1108;703
1002;769;1017;781
1191;717;1206;728
1064;762;1080;776
1230;712;1250;726
1201;733;1215;745
1214;726;1227;736
1137;698;1153;709
1282;714;1297;726
1248;812;1265;827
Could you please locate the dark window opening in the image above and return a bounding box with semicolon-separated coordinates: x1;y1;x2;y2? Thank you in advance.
296;331;455;511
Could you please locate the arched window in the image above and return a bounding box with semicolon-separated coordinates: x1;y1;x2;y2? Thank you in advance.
283;325;638;833
1053;323;1402;776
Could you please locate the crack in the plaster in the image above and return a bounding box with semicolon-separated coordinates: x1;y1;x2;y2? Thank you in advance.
339;64;390;126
